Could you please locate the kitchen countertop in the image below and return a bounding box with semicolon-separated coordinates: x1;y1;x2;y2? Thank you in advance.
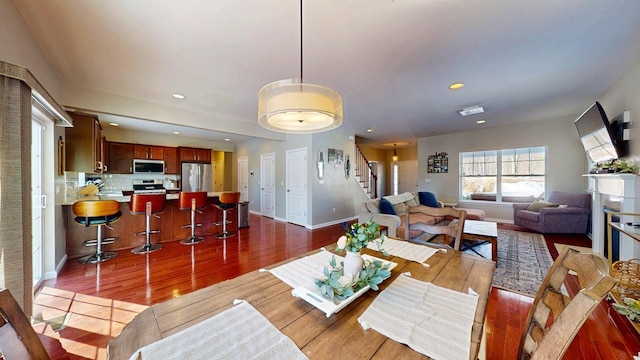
63;192;224;205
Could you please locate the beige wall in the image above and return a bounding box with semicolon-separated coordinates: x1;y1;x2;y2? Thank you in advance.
598;55;640;161
418;117;587;222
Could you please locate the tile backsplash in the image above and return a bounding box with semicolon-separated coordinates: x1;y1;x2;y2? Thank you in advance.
65;172;179;200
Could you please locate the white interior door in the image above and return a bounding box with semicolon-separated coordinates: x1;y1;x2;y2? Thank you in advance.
260;153;275;218
31;118;44;288
286;148;308;226
238;156;248;202
398;160;418;194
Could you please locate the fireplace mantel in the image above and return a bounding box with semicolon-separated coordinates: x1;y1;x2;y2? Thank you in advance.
586;173;640;260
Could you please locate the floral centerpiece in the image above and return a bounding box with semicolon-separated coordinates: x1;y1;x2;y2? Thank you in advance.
314;219;391;304
336;218;386;254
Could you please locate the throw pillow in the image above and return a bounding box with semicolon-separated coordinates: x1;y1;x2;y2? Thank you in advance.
418;192;440;208
527;200;559;212
379;198;397;215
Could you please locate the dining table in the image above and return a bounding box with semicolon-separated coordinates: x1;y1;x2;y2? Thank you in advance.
108;245;495;360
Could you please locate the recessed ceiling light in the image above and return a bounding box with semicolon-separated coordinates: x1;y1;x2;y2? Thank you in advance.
458;106;484;116
109;122;120;127
366;128;372;133
224;138;230;142
449;82;464;90
173;131;181;135
476;120;486;124
172;93;185;99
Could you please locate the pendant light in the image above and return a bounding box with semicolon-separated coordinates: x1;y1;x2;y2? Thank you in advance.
257;0;343;134
392;144;399;163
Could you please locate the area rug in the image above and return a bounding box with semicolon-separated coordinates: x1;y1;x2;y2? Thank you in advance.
491;229;554;297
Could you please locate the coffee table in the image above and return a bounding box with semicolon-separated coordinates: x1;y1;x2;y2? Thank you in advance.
462;220;498;262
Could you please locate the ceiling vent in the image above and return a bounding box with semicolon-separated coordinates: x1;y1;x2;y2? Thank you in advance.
458;106;485;116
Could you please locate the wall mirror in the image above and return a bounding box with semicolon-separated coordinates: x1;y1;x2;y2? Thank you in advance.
344;154;351;179
317;150;325;180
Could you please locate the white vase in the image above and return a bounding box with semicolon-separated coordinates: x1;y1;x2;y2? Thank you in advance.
343;251;364;278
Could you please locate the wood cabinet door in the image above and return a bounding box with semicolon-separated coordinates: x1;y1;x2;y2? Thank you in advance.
164;147;177;174
197;148;211;163
93;118;103;173
109;142;134;173
148;146;164;160
178;147;196;162
134;145;148;159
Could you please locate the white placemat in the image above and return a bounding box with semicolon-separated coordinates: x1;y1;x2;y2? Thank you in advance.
130;301;307;360
367;237;442;264
265;249;339;288
358;275;479;360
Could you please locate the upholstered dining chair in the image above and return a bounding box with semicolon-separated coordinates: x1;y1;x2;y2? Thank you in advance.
517;247;616;359
0;288;50;359
404;206;467;250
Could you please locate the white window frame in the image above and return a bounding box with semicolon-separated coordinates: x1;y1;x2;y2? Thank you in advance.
460;146;547;202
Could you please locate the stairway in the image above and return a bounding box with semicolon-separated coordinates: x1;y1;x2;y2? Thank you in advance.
354;144;378;199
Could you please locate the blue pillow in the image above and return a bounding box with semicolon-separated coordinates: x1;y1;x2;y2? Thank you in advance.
379;198;397;215
418;192;440;208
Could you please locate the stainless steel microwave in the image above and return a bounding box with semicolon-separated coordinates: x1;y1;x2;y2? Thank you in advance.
133;159;165;174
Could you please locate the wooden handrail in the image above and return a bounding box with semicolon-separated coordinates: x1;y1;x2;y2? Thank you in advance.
354;144;378;199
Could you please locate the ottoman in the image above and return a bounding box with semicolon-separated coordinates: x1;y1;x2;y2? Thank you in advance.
459;208;486;221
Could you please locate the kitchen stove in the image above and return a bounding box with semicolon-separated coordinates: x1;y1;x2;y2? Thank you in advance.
132;179;166;194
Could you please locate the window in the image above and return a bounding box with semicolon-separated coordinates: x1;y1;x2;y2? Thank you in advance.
460;147;546;202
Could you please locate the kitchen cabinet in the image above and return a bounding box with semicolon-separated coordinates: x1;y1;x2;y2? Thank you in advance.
108;142;134;173
163;147;178;174
65;113;104;173
134;144;163;160
178;147;211;163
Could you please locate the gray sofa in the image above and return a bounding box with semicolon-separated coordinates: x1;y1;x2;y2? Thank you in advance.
512;191;591;233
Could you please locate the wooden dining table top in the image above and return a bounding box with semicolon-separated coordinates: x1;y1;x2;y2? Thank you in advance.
108;246;495;360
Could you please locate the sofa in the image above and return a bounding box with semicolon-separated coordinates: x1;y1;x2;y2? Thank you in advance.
358;192;486;240
512;191;591;233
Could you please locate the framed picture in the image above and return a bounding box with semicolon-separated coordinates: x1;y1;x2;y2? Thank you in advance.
427;152;448;173
328;148;343;164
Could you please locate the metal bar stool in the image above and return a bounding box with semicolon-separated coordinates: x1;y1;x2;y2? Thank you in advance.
129;193;166;254
179;191;208;245
213;192;241;239
72;200;121;264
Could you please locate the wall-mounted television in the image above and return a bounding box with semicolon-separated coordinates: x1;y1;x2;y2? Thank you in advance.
574;101;625;164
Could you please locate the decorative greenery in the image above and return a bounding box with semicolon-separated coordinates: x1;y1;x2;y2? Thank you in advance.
596;159;638;174
314;255;392;304
336;219;386;254
613;297;640;322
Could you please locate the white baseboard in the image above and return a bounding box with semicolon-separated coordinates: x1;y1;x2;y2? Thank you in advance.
308;216;358;230
44;254;68;280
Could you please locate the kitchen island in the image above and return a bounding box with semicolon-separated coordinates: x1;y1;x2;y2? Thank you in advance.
63;192;234;259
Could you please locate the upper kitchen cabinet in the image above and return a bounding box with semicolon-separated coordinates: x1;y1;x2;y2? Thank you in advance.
178;147;211;163
134;144;163;160
163;147;178;174
108;142;134;174
65;113;104;173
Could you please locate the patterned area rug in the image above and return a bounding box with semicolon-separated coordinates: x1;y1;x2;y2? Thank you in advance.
491;229;554;297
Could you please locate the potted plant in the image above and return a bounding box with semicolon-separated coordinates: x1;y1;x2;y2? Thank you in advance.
336;219;386;277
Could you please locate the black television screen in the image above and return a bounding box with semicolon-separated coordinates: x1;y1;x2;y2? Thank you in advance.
574;102;621;164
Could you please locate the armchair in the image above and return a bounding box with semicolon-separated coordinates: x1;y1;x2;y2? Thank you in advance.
513;191;591;233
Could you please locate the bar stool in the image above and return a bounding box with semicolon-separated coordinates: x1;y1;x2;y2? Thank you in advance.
130;193;166;254
72;200;121;264
179;191;208;245
213;192;241;239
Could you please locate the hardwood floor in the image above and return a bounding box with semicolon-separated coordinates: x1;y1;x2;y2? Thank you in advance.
33;215;640;359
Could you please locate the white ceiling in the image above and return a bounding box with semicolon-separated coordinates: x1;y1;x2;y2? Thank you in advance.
13;0;640;147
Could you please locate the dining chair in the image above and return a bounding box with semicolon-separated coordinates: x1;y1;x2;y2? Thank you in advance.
404;206;466;250
517;247;616;359
0;288;50;359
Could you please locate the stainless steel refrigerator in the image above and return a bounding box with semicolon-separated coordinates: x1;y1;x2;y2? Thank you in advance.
181;163;212;192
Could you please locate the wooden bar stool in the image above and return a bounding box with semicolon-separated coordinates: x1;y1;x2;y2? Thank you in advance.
129;193;166;254
179;191;208;245
213;192;241;239
72;200;121;264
